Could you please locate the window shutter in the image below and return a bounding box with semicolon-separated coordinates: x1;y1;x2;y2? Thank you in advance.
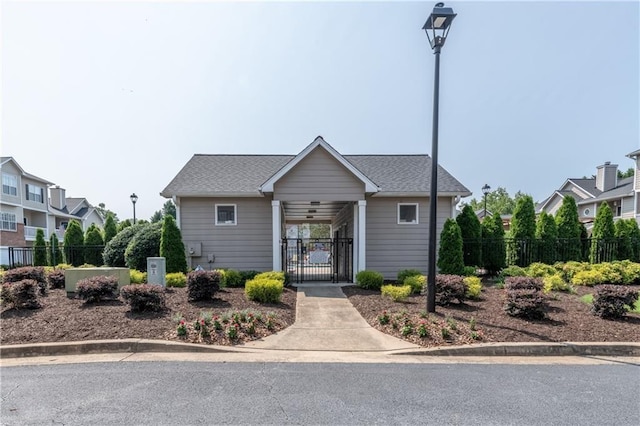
25;184;29;201
40;187;44;203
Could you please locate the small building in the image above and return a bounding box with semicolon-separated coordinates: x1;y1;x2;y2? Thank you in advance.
161;136;470;282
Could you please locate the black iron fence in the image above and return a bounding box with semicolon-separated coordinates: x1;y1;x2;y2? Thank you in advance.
6;245;106;269
281;238;353;283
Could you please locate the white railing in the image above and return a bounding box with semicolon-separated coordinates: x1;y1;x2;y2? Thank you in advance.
24;226;46;241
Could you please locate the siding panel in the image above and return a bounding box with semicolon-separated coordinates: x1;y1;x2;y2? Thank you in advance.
180;197;273;271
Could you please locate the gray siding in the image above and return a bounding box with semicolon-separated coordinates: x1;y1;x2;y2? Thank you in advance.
180;197;273;271
0;162;21;205
274;147;365;202
365;196;451;280
332;203;354;239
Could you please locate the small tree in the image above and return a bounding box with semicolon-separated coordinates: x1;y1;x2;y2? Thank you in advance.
628;219;640;262
437;218;464;275
48;232;60;266
482;212;506;275
590;202;616;263
456;204;482;267
555;196;582;261
162;200;177;219
124;222;162;272
103;223;145;267
63;220;84;266
160;215;187;273
84;224;105;266
615;219;633;261
535;212;558;264
508;195;536;267
103;213;117;245
33;229;47;266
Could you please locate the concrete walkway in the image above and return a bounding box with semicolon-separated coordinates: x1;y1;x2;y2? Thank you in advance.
242;284;420;352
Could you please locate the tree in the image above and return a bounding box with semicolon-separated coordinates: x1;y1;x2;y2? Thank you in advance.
162;200;176;219
535;211;558;264
437;218;465;275
160;215;187;273
482;213;506;275
124;222;163;271
508;195;536;267
95;203;118;221
618;167;634;179
84;224;105;266
117;219;132;233
555;196;582;261
615;219;633;261
33;228;47;266
49;232;60;266
590;202;616;263
63;220;84;266
468;187;516;215
456;204;482;266
310;224;331;239
150;210;164;223
103;213;117;245
628;219;640;262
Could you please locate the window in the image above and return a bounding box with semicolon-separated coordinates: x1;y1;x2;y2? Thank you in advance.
0;212;17;231
2;174;17;196
26;184;44;203
398;203;418;224
216;204;237;225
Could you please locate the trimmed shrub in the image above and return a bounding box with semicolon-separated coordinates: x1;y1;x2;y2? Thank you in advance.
456;204;482;267
462;266;477;277
422;274;465;306
482;213;506;275
437;218;465;275
619;260;640;284
63;219;85;266
535;212;558;264
504;276;547;319
592;285;639;319
120;284;166;312
76;275;118;303
46;269;66;289
254;271;287;284
559;261;589;282
590;202;616;263
223;269;243;287
84;224;105;267
463;276;482;299
1;280;41;309
542;274;572;293
48;233;61;267
526;262;557;278
498;265;527;282
571;269;606;286
165;272;187;288
124;222;162;272
33;228;47;267
381;284;412;302
403;274;426;294
159;215;187;274
245;278;283;303
103;213;117;245
555;196;582;262
3;266;47;295
239;270;260;286
355;270;384;290
397;269;422;285
508;195;537;267
103;223;146;267
187;270;221;301
130;269;147;284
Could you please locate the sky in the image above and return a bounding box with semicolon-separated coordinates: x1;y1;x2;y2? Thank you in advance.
2;0;638;222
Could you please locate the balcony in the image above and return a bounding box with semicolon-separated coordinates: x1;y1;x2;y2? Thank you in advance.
24;226;48;241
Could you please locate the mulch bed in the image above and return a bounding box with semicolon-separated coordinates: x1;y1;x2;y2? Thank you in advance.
0;287;297;346
343;283;640;347
1;283;638;348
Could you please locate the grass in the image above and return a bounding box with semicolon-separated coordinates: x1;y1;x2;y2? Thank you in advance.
579;293;640;314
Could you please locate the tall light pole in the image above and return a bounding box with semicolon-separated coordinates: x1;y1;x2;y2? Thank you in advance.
423;2;456;313
482;184;491;220
130;193;138;224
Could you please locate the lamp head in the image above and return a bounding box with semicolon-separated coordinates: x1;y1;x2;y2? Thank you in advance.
423;2;456;50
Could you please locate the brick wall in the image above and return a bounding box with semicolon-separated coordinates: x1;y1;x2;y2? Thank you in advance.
0;224;27;247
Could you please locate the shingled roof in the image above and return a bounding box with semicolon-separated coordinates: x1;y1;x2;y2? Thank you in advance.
161;149;470;198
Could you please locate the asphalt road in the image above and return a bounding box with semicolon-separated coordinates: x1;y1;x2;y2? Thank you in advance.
1;362;639;425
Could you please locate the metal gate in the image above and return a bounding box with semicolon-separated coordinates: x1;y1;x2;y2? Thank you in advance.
281;238;353;283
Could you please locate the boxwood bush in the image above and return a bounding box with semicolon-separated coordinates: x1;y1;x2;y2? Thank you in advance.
165;272;187;288
403;274;426;294
355;270;384;290
397;269;422;285
130;269;147;284
381;284;412;302
463;276;482;299
245;278;283;303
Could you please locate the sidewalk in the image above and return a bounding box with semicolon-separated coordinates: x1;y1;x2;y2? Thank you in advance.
242;284;419;352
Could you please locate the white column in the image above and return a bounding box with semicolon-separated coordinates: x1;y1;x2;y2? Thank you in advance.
272;200;282;271
357;200;366;273
353;203;359;278
173;196;181;229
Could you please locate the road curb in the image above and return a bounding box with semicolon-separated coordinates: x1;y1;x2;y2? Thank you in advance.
0;339;242;359
1;340;639;359
391;342;640;357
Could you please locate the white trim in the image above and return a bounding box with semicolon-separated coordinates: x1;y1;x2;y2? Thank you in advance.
357;200;366;273
215;204;237;226
371;191;472;197
397;203;419;225
173;196;181;229
272;200;281;271
260;136;380;193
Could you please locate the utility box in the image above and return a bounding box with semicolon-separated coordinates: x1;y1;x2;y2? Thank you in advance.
147;257;166;286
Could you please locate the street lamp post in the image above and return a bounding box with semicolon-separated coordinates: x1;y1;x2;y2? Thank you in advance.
423;2;456;313
130;193;138;224
482;184;491;219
